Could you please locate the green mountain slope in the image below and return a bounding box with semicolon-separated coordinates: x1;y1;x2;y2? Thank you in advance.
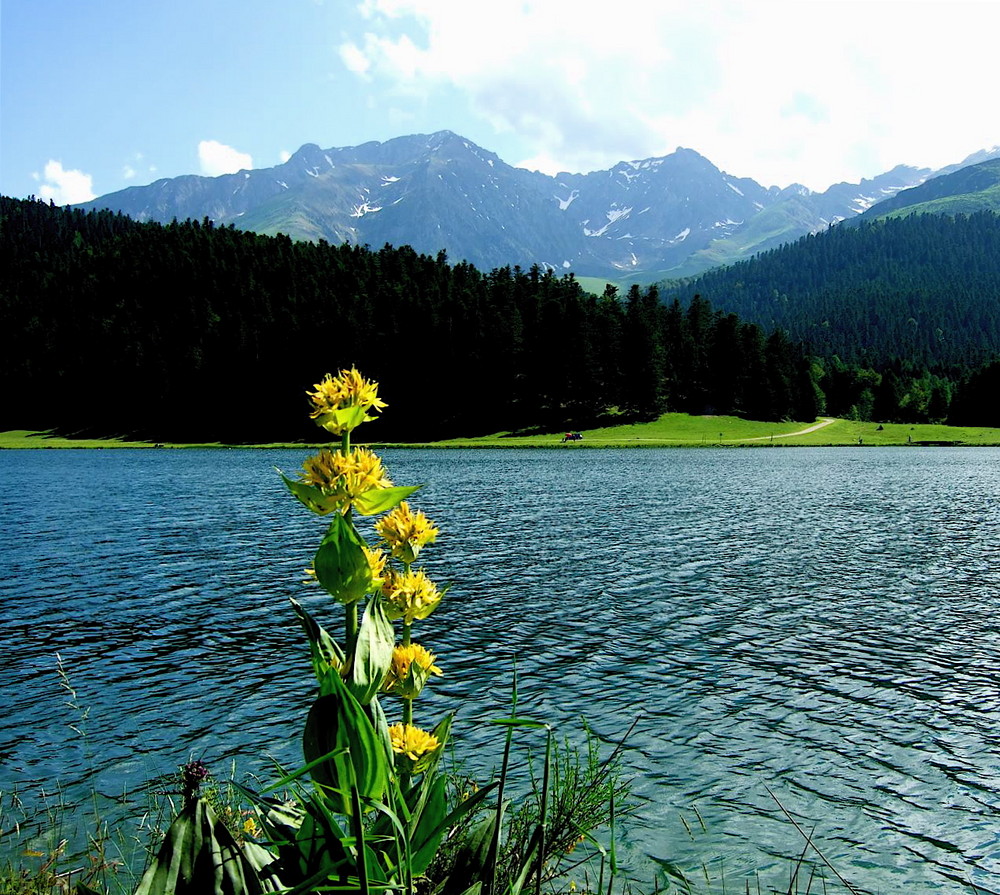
670;210;1000;367
859;158;1000;220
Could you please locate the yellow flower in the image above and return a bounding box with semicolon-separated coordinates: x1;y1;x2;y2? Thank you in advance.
299;448;340;492
334;448;393;497
375;502;440;563
382;568;442;626
307;368;387;435
363;545;388;590
388;723;441;771
383;643;442;698
298;448;393;512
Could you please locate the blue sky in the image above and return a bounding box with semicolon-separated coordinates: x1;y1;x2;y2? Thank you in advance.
2;0;998;204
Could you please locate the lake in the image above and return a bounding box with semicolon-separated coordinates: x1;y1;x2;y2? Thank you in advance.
2;446;999;892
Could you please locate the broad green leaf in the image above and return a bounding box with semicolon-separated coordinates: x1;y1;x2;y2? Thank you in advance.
413;714;453;788
353;485;421;517
290;598;345;682
446;811;498;883
133;797;275;895
349;594;395;705
366;695;394;776
396;658;432;699
280;473;343;516
313;404;368;435
313;514;372;605
406;773;447;876
302;671;390;816
293;798;352;883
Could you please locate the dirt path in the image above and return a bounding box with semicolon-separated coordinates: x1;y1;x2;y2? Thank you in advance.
736;417;838;442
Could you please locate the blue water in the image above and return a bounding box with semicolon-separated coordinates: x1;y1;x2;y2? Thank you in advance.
2;447;1000;892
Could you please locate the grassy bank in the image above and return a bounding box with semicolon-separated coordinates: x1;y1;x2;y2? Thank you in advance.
5;415;1000;450
382;414;1000;448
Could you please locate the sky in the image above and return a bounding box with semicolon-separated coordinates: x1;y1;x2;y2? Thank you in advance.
2;0;999;205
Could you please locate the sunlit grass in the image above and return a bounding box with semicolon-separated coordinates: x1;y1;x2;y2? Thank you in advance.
401;414;1000;448
0;429;158;449
6;416;1000;450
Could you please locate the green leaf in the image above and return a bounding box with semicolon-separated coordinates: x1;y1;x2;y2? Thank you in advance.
448;812;498;884
133;797;276;895
302;671;390;816
406;773;447;876
279;473;342;516
313;514;372;605
366;695;394;775
313;405;368;435
349;594;395;705
488;717;549;729
411;785;499;886
291;795;352;883
353;485;421;516
290;599;345;682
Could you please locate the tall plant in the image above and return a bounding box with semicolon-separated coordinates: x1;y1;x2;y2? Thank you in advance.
111;368;628;895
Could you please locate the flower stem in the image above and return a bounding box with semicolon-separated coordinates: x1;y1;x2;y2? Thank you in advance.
340;429;358;657
401;621;413;727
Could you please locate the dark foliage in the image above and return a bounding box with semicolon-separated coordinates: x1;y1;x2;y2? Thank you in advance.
1;197;824;441
672;210;1000;369
667;210;1000;426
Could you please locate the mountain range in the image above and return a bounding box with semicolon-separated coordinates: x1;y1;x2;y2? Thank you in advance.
77;131;1000;280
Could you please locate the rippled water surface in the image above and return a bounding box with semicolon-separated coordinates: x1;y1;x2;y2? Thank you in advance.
2;447;1000;891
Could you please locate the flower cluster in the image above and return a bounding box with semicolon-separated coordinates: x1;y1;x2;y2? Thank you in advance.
381;568;443;626
307;368;387;435
375;501;440;564
388;722;441;772
383;643;442;699
298;447;393;513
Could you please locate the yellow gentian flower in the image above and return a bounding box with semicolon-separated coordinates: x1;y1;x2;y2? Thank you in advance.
383;643;442;698
388;723;441;772
382;568;442;625
298;448;393;513
375;501;440;564
362;545;388;590
307;368;387;435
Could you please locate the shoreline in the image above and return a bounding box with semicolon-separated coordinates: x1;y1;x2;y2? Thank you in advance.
4;417;1000;450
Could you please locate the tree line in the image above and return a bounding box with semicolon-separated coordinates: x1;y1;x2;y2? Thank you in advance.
2;196;998;440
675;210;1000;369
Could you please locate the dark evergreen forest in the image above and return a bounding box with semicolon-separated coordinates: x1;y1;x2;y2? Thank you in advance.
676;211;1000;368
2;197;999;439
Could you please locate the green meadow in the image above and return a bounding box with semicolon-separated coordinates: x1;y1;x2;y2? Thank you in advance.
391;414;1000;448
5;416;1000;451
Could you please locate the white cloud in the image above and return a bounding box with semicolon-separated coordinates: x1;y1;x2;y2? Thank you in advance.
123;165;136;180
341;0;1000;190
35;160;96;204
339;41;371;75
279;149;292;163
198;140;253;176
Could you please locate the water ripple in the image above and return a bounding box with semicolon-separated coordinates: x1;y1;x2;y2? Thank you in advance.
2;447;1000;890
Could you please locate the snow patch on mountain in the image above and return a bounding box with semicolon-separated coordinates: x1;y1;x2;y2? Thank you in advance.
583;205;632;237
556;189;579;210
350;202;382;218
